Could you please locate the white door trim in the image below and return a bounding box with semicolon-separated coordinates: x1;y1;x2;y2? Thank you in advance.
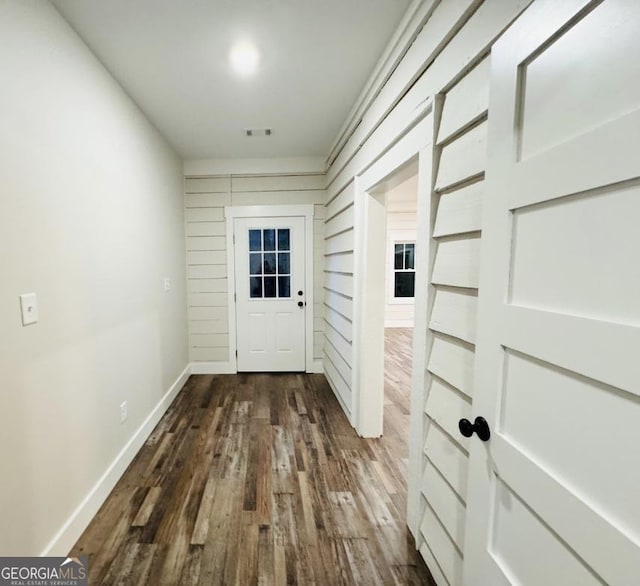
225;205;315;373
353;115;432;436
352;110;434;541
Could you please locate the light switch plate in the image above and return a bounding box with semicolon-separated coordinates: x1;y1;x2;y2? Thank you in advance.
20;293;38;326
163;277;171;292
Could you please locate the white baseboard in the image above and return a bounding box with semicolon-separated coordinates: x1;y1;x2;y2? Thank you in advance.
384;320;415;328
41;364;191;556
191;360;323;375
190;361;236;374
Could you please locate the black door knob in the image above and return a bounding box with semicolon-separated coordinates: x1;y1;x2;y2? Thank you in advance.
298;290;303;296
297;301;304;307
458;416;491;442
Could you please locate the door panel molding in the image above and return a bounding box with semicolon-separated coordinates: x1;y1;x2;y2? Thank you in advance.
463;1;640;584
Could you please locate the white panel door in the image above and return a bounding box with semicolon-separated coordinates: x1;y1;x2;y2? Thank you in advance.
463;1;640;585
234;217;306;371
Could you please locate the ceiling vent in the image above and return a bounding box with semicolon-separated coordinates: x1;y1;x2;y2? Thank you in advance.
245;128;272;137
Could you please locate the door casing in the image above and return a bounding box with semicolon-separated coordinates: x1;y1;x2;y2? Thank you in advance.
225;205;315;373
352;107;433;540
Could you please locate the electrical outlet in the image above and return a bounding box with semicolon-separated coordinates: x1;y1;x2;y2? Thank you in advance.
20;293;38;326
120;401;128;423
163;277;171;292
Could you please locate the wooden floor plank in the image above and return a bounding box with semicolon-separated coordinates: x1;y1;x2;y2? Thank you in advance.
70;331;434;584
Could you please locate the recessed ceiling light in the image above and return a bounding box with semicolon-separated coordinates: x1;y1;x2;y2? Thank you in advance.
229;41;259;77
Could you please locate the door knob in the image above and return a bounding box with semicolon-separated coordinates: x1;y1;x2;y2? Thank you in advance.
297;301;304;307
298;290;303;296
458;416;491;442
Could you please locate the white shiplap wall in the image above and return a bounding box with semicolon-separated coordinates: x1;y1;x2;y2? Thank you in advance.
322;1;532;584
186;176;231;363
323;181;355;416
185;174;326;371
419;55;490;586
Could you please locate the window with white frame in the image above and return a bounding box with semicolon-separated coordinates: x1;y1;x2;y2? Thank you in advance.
392;241;415;299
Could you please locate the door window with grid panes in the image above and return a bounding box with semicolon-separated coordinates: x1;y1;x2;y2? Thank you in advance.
393;241;415;298
248;228;291;298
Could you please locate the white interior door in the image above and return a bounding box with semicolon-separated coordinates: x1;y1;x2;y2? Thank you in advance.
463;1;640;585
234;217;306;371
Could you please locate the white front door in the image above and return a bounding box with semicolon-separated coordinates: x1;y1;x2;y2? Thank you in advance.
234;216;306;371
464;1;640;585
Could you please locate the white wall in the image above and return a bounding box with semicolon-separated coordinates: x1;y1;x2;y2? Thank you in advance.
322;1;533;584
384;174;417;327
0;0;189;556
184;174;325;372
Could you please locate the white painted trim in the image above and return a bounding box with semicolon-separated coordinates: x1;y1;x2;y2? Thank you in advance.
225;204;315;373
190;361;236;375
385;319;415;328
184;156;326;177
225;212;238;373
304;213;315;372
408;141;436;542
387;229;418;305
387;298;416;306
351;174;365;431
310;359;324;374
353;183;387;438
350;113;433;547
359;115;432;190
353;113;433;439
225;205;314;220
41;364;191;556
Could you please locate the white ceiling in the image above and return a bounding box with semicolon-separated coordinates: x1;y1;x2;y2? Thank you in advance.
51;0;412;161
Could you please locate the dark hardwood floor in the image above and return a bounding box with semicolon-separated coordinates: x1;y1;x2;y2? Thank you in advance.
71;331;433;585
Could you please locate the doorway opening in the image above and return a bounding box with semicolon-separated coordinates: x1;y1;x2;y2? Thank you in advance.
353;150;425;440
351;108;433;535
382;170;418;446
